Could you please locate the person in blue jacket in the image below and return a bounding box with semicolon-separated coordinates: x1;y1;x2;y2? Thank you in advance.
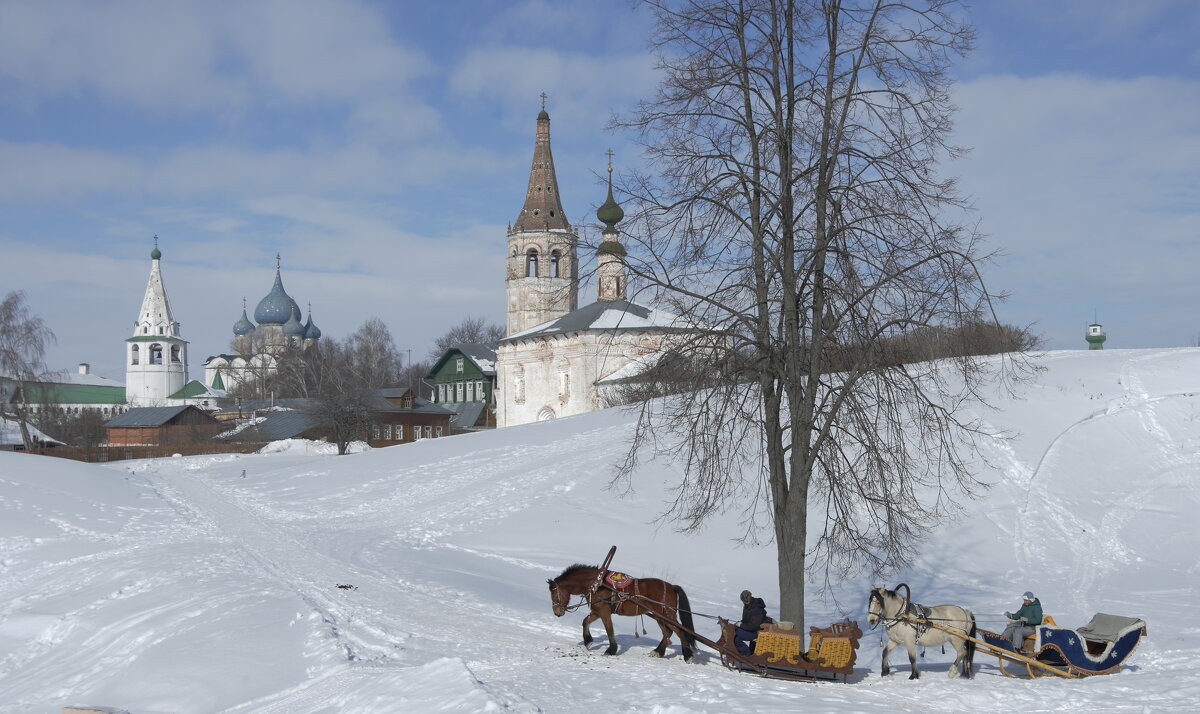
733;589;769;655
1003;591;1043;647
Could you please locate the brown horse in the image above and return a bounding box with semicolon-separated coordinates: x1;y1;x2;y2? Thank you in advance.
548;564;696;661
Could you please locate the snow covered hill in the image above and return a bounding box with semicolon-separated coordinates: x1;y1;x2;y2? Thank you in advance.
2;348;1199;713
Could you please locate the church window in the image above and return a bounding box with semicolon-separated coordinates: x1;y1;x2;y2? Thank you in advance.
158;327;164;335
130;345;140;365
526;249;539;277
550;250;561;278
150;344;163;365
170;345;181;362
514;369;525;404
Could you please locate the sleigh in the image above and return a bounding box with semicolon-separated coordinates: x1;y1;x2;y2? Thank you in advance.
709;618;863;682
974;613;1148;678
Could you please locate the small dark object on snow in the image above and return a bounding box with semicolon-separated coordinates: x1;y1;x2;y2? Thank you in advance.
336;583;357;590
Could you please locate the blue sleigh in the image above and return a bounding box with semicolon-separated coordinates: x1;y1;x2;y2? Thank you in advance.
977;612;1148;678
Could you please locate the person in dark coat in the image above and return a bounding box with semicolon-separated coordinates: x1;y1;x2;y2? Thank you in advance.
1003;591;1043;647
733;589;769;655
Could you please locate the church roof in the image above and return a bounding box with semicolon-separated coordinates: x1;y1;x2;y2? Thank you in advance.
512;108;570;233
254;261;301;326
132;236;180;338
283;310;306;336
169;379;224;400
304;313;322;339
502;299;697;342
233;307;255;336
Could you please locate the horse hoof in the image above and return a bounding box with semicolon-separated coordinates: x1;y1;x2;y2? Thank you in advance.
881;668;889;677
605;647;617;656
909;673;919;680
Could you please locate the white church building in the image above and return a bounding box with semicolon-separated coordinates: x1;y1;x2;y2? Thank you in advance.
495;108;703;427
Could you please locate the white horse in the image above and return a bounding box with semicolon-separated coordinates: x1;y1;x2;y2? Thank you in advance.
866;584;976;680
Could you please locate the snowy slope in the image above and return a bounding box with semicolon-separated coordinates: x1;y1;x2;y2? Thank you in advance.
2;348;1200;713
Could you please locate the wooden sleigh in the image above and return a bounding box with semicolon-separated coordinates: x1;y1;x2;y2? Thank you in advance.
713;619;862;681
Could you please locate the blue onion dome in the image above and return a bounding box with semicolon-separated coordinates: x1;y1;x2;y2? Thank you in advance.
283;310;306;337
254;268;300;325
233;308;255;336
304;313;322;340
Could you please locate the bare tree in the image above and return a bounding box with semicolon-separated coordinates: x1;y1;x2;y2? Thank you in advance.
0;291;56;450
613;0;1029;629
344;317;403;389
427;316;505;361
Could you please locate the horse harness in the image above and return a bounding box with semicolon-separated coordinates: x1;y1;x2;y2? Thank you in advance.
870;589;934;636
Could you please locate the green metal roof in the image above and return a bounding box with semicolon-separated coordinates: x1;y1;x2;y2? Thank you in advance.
21;383;126;405
169;380;213;399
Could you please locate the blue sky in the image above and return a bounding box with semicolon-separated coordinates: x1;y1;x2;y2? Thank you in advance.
1;0;1198;380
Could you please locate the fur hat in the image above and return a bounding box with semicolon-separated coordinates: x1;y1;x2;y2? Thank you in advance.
740;589;752;603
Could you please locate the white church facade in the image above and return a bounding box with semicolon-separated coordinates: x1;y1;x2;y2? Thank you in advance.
495;109;702;427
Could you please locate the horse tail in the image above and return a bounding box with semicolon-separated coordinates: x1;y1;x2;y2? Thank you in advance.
673;585;697;661
965;611;977;679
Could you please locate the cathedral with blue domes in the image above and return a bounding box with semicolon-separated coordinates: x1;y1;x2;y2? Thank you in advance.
203;254;322;396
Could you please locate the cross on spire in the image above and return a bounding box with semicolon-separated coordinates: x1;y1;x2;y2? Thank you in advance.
605;148;615;172
275;252;281;270
153;235;159;250
540;91;547;110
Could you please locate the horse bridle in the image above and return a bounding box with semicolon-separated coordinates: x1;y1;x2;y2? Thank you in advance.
868;584;915;630
548;578;591;614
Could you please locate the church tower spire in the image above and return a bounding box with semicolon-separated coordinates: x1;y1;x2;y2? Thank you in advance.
506;96;579;335
125;236;188;405
596;150;627;301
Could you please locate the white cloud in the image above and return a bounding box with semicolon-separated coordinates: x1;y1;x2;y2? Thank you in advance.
953;73;1200;347
450;46;658;131
0;0;429;112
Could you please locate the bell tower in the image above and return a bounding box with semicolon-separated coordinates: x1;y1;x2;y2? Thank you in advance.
506;95;578;335
125;237;188;405
596;150;627;301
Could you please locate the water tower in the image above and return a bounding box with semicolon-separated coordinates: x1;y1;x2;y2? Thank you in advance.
1086;322;1106;350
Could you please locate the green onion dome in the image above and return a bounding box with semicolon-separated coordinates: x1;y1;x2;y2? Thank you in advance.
596;175;624;229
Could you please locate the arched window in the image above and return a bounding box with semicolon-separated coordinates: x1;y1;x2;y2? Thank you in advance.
526;248;539;277
550;250;561;278
170;345;181;362
150;344;163;365
130;345;140;365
